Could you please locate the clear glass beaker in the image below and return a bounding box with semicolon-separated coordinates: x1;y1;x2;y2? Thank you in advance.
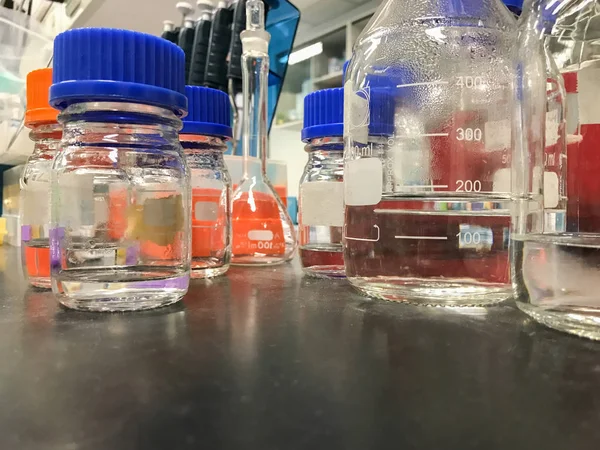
231;0;297;265
344;0;518;306
514;0;600;340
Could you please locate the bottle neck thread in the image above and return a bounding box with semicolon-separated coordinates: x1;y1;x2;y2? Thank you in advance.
60;101;182;146
305;136;344;152
28;122;62;157
180;133;228;152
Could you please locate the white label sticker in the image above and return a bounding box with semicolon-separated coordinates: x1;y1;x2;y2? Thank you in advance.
545;109;559;146
300;182;344;227
492;168;511;193
94;195;108;224
142;195;180;227
566;93;579;134
544;171;559;208
194;201;218;222
57;173;96;228
484;119;511;151
248;230;273;241
578;67;600;125
21;180;50;226
345;82;370;144
345;158;383;206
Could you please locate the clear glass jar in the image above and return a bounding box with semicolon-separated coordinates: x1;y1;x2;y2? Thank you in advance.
21;123;61;288
299;136;345;278
344;0;518;306
51;101;191;311
182;133;231;278
514;0;600;340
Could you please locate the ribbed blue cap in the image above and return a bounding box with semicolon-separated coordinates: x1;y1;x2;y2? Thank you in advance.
182;86;232;137
302;88;343;141
50;28;187;115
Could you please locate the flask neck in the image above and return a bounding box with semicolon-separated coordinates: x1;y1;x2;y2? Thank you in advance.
242;50;269;177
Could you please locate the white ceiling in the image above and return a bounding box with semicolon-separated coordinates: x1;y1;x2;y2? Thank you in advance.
75;0;379;43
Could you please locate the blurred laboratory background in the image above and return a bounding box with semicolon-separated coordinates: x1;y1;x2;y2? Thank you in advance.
0;0;382;224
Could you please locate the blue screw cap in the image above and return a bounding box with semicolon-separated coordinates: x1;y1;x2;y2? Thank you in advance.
501;0;523;16
182;86;232;138
50;28;187;115
302;88;343;141
368;89;394;137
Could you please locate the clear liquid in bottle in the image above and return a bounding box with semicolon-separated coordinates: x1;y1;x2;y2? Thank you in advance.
344;194;512;305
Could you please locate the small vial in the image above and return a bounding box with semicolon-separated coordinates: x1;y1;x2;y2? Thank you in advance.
49;28;191;312
181;85;232;278
299;88;345;278
20;68;61;289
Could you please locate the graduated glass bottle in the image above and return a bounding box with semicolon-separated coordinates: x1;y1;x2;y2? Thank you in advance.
231;0;297;265
344;0;517;306
514;0;600;340
502;0;568;232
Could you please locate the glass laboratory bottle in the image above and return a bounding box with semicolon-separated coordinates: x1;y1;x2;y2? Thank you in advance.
181;85;232;278
231;0;297;265
540;5;568;233
20;68;61;289
299;88;345;278
344;0;518;306
502;0;568;233
542;0;600;233
49;28;191;312
514;0;600;340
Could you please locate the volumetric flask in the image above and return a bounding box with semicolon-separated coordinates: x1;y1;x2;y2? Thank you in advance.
344;0;518;306
231;0;297;265
514;0;600;340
